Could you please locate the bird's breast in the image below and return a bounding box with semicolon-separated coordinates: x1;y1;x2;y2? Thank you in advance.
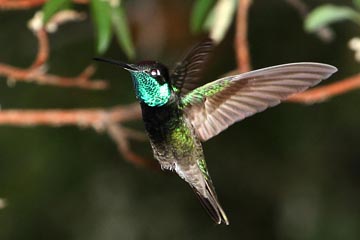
140;102;201;166
141;102;181;144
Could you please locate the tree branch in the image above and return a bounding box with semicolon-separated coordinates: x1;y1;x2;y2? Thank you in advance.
107;124;159;169
0;15;108;89
287;74;360;104
0;103;141;128
235;0;252;73
0;5;152;167
234;0;358;104
0;63;108;89
30;28;49;68
0;103;155;167
0;0;88;9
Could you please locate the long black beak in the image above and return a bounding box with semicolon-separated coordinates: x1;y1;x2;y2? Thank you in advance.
93;57;137;71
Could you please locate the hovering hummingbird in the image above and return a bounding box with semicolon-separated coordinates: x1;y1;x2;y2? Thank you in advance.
94;39;337;225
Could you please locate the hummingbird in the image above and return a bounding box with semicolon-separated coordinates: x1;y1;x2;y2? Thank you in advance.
94;38;337;225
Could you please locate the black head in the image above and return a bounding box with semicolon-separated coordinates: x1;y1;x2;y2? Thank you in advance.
93;58;170;85
94;57;173;107
131;60;170;85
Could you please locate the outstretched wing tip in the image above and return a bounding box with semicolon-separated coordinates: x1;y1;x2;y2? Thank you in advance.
314;62;338;76
282;62;337;75
184;61;338;141
299;62;338;82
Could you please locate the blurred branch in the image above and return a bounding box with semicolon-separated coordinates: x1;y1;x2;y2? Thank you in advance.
235;0;252;73
0;103;155;167
0;13;108;89
107;124;159;169
0;0;88;10
0;4;151;168
287;74;360;104
233;0;358;104
30;28;49;68
283;2;360;103
0;0;47;9
2;0;358;169
0;103;141;128
0;62;107;89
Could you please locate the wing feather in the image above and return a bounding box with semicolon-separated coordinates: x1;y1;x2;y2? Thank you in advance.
171;38;214;96
182;62;337;141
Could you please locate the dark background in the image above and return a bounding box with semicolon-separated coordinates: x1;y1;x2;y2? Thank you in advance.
0;0;359;239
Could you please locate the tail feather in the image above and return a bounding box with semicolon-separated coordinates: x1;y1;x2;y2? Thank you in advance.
192;180;229;225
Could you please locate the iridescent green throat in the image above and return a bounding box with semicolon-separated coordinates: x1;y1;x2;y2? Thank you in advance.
131;72;171;107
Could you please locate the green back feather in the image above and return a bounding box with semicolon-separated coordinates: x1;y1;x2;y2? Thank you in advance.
180;79;231;108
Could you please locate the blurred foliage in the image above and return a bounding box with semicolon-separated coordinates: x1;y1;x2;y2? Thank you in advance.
43;0;135;58
111;5;135;59
190;0;237;43
89;0;134;58
305;2;360;33
0;0;360;240
354;0;360;10
190;0;216;33
43;0;237;57
43;0;72;23
89;0;113;54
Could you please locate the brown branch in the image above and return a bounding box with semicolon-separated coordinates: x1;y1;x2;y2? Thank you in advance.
107;124;159;169
0;0;88;9
0;0;46;9
30;28;49;68
0;2;152;168
5;0;357;169
234;0;358;104
0;103;141;128
288;74;360;104
0;26;108;89
0;103;153;167
122;127;148;141
0;63;108;89
235;0;252;73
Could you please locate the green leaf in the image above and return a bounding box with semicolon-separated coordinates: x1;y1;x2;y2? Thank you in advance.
190;0;216;33
90;0;113;54
206;0;237;43
42;0;72;23
305;4;360;32
354;0;360;10
111;6;135;60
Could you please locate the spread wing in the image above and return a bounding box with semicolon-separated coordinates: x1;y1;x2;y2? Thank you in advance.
171;38;214;96
181;62;337;141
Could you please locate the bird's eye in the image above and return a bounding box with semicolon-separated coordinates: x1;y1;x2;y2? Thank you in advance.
150;69;160;76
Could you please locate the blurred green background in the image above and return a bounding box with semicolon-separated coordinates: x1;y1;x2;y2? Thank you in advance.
0;0;360;239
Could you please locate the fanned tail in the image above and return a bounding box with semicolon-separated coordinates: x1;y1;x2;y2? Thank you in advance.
192;179;229;225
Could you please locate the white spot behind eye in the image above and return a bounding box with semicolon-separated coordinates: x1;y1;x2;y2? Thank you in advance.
150;69;158;76
150;69;161;77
